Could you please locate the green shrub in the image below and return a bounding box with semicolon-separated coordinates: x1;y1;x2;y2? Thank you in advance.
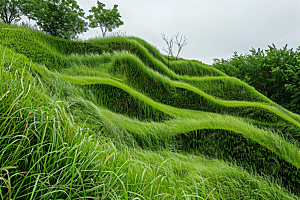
213;44;300;114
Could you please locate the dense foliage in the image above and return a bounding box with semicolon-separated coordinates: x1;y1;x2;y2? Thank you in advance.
213;44;300;114
19;0;88;40
0;0;23;24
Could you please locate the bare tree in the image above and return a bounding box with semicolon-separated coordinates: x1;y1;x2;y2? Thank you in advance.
161;32;187;66
161;32;175;57
161;32;174;66
174;31;188;59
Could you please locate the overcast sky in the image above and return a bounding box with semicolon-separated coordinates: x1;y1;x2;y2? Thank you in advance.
21;0;300;65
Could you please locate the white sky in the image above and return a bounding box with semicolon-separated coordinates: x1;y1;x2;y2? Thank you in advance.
21;0;300;65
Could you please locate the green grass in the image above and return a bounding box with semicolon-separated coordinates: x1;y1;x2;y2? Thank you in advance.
1;21;300;199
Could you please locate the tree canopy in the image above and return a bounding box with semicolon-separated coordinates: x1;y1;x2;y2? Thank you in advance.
87;1;123;38
20;0;88;40
0;0;23;24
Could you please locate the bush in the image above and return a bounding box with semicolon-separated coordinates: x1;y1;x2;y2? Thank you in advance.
213;44;300;114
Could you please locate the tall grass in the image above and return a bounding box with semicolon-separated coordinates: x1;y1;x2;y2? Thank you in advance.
2;50;299;199
1;22;300;199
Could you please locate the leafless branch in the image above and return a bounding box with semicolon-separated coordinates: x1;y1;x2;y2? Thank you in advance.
161;32;175;58
161;32;187;63
174;31;187;59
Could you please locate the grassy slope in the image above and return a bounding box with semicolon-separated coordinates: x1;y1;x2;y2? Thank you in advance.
1;23;300;199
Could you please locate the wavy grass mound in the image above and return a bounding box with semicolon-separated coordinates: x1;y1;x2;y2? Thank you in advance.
1;22;300;199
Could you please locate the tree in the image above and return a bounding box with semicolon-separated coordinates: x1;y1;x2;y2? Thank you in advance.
19;0;88;40
161;32;174;67
87;1;123;38
0;0;23;24
161;32;187;65
18;0;42;24
174;32;187;59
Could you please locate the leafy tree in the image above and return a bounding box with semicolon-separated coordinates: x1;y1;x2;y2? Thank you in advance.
17;0;41;23
87;1;123;38
0;0;23;24
19;0;88;40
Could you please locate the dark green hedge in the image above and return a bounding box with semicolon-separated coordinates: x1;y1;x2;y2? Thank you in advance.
213;44;300;114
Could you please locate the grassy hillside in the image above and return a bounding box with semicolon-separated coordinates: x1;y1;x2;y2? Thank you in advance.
1;22;300;199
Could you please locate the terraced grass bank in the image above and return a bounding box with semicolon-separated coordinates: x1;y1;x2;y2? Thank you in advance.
1;22;300;199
